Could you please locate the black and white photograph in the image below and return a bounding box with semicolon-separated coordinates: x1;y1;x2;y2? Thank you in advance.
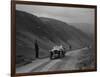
12;1;97;76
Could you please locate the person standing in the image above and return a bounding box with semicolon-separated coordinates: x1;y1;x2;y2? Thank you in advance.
34;40;39;58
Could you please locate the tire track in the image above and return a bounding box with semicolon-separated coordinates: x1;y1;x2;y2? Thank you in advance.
30;59;50;72
16;58;49;73
40;59;62;72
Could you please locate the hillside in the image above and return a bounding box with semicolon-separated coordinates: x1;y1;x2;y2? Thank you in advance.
16;10;91;64
69;23;94;39
40;17;91;49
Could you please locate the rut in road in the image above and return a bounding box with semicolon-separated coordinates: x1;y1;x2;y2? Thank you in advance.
16;58;49;73
31;59;62;72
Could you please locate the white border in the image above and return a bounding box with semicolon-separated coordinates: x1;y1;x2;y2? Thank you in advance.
0;0;100;77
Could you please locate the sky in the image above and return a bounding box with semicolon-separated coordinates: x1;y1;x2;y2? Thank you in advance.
16;4;95;35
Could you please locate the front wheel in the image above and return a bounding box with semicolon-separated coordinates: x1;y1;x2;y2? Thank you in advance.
50;52;53;59
50;56;55;59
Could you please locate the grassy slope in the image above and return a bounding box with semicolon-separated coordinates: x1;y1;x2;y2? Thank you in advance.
40;17;90;49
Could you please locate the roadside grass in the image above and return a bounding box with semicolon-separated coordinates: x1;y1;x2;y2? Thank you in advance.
77;47;95;70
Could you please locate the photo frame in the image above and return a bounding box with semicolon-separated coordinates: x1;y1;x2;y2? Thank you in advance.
11;0;97;76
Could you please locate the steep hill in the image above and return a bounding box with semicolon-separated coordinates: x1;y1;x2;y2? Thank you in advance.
16;10;90;64
40;17;91;48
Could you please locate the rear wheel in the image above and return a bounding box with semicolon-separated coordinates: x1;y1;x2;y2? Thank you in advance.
62;51;65;57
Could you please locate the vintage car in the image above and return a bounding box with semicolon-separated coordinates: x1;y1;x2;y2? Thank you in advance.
49;45;66;59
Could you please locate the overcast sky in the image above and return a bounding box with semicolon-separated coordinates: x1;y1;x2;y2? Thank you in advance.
16;4;95;35
16;4;95;24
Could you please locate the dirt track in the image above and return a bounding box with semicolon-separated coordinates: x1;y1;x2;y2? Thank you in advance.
16;47;88;73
